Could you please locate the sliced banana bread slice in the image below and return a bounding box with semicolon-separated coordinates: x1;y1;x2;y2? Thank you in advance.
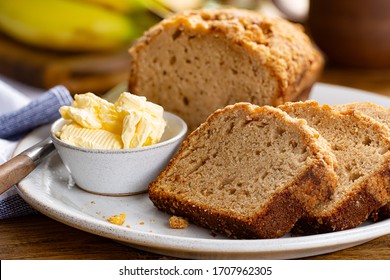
128;8;323;131
149;103;338;239
335;102;390;220
280;101;390;234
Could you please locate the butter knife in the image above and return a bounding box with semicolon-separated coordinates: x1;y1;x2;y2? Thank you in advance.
0;137;54;195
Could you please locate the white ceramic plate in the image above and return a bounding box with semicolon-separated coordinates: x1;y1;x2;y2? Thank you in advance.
15;83;390;259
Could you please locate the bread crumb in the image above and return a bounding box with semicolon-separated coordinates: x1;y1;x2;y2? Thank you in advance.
169;216;189;229
106;213;126;225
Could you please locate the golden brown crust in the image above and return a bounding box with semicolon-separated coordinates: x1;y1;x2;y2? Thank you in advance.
149;103;338;239
375;203;390;220
294;166;390;234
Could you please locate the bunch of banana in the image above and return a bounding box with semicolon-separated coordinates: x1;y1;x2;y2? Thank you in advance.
0;0;160;52
79;0;144;13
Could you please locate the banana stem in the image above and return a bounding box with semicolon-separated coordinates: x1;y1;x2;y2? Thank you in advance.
140;0;175;18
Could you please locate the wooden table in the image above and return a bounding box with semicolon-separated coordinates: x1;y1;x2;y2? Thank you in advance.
1;66;390;260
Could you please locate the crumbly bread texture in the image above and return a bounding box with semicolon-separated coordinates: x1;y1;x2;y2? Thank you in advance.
335;102;390;220
128;8;323;131
279;101;390;234
148;103;338;239
169;215;189;229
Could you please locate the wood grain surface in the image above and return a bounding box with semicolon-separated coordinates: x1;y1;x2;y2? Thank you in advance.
1;213;389;260
1;66;390;260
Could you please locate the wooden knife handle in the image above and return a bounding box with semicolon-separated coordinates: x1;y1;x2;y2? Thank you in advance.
0;155;35;195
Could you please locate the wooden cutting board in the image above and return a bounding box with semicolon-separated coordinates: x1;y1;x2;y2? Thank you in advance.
0;33;131;95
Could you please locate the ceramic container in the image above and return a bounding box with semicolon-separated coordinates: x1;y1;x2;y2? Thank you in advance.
50;112;187;196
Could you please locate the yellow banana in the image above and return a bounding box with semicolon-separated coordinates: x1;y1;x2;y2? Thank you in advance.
0;0;136;51
160;0;203;11
74;0;144;13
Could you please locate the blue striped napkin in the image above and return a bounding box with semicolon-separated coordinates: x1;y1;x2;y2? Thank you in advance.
0;85;73;219
0;85;72;140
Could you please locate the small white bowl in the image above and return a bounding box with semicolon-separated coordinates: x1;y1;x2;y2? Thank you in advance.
50;112;187;196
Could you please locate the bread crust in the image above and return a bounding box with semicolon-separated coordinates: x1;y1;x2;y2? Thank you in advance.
294;165;390;234
149;103;338;239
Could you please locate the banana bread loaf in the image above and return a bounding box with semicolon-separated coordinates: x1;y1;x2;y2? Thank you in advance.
128;8;323;131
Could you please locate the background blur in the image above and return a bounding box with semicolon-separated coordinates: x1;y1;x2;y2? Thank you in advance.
0;0;389;95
